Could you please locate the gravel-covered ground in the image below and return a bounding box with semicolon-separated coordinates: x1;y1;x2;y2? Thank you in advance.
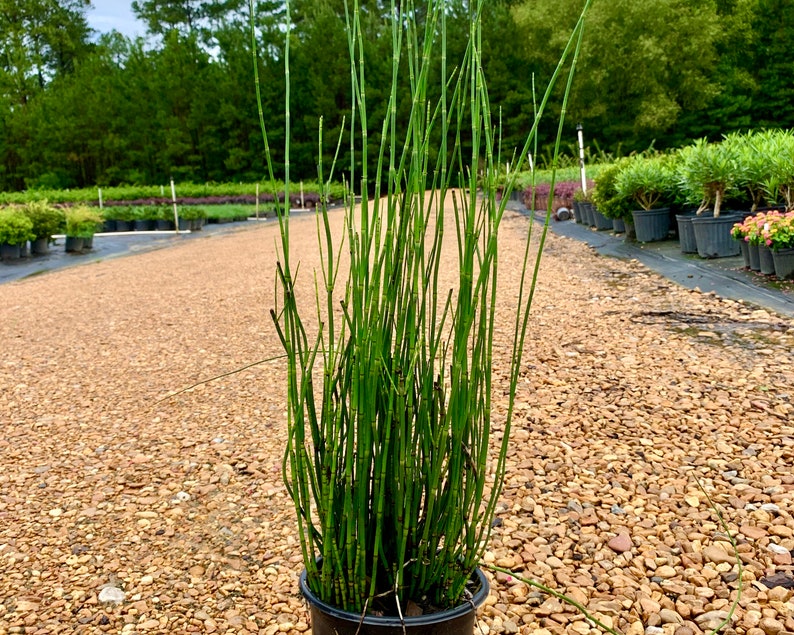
1;198;792;635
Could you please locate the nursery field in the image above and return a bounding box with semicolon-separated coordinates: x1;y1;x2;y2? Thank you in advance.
0;196;793;634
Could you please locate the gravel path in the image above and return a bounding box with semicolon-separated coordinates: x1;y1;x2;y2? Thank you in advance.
1;199;792;635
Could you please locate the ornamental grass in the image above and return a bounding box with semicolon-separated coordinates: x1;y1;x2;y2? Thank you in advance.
256;0;592;617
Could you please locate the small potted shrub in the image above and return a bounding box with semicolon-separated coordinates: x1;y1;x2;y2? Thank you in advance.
615;154;676;242
761;129;794;214
731;213;765;271
761;210;794;279
23;200;65;254
178;206;207;231
0;207;35;260
65;205;103;252
133;206;160;231
730;129;777;215
156;205;176;231
591;158;634;237
111;206;137;231
576;182;610;230
572;187;594;226
678;138;743;258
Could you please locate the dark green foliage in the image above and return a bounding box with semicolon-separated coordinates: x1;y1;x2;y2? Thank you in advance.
1;0;794;191
591;159;634;220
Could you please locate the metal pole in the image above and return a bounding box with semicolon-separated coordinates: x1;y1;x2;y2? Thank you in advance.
577;123;587;195
171;178;180;234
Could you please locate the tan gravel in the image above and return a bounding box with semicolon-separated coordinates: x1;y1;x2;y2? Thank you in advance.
0;198;793;635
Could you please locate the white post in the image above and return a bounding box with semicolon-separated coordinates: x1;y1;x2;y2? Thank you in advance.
577;123;587;195
171;178;180;233
256;182;260;219
160;185;165;197
300;181;305;209
98;188;103;209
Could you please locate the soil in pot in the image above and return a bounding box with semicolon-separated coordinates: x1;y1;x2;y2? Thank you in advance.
300;568;490;635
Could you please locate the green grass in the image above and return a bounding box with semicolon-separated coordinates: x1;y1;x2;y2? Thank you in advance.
513;163;607;190
0;180;344;205
205;204;274;220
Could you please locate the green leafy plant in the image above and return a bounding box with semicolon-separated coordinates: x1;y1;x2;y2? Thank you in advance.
263;0;591;619
727;129;777;214
760;129;794;212
65;206;103;238
615;154;677;211
178;206;208;221
137;206;163;222
677;138;740;217
0;207;35;245
23;200;65;243
591;158;634;221
107;206;137;222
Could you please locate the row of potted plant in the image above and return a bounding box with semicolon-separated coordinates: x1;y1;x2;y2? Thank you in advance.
732;210;794;278
100;205;209;231
567;129;794;259
0;202;105;258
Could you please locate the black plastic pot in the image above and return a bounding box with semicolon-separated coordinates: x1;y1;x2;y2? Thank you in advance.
30;237;50;255
65;236;84;252
612;218;625;234
300;568;490;635
758;243;776;275
691;214;741;258
134;219;155;231
772;247;794;279
580;201;595;227
631;208;670;243
676;213;698;254
592;208;613;231
748;243;761;271
0;242;21;260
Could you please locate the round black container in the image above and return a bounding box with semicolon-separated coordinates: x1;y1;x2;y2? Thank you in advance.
300;568;490;635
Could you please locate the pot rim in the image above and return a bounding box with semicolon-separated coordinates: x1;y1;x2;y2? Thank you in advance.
299;566;490;627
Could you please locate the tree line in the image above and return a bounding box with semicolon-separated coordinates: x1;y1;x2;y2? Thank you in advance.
0;0;791;192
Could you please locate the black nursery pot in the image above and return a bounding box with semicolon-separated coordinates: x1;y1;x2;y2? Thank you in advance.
300;568;490;635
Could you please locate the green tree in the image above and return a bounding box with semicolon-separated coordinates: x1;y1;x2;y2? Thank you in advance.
0;0;92;105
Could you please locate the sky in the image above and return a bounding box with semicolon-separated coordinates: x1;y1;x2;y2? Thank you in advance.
86;0;147;39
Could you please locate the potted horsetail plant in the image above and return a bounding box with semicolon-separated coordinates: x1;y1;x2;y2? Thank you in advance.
260;0;591;633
